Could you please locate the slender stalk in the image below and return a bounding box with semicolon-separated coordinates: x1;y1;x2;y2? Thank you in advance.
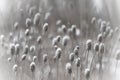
86;50;89;67
115;60;118;74
90;52;96;71
76;67;79;80
57;61;59;80
32;72;35;80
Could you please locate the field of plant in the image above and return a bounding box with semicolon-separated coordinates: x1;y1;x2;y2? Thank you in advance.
0;0;120;80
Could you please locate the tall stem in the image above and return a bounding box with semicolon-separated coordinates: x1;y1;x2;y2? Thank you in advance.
86;50;89;67
115;60;118;73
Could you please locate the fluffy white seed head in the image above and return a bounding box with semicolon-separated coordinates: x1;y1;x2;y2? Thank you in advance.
30;45;36;53
21;54;26;61
91;17;96;24
23;45;29;54
55;48;62;59
14;22;19;30
69;53;75;62
33;56;37;62
75;28;81;37
44;12;51;21
97;33;102;43
62;35;70;46
52;38;58;46
25;29;30;36
54;45;58;50
84;68;90;79
56;19;62;26
0;34;4;41
75;57;81;67
37;36;42;44
26;18;32;27
29;6;36;17
105;26;111;37
8;57;12;62
10;43;15;56
52;35;61;45
99;43;105;54
33;13;40;26
30;62;36;72
43;54;48;63
74;45;79;56
86;39;92;51
65;62;72;74
56;35;61;43
61;25;67;33
13;64;18;72
0;34;4;45
43;22;48;32
9;32;13;39
94;43;99;52
15;43;20;55
71;24;77;34
100;21;106;33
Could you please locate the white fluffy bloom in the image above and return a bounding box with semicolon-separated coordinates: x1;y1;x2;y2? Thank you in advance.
61;25;67;33
30;45;36;53
33;56;37;62
52;38;58;46
8;57;12;62
13;64;18;72
10;43;15;56
21;54;26;61
23;45;29;54
65;62;72;74
55;48;62;59
26;18;32;27
56;35;61;43
62;35;70;46
84;68;90;79
33;13;40;26
75;57;81;67
44;12;51;21
71;24;77;34
15;43;20;55
97;33;102;43
9;32;13;39
86;39;92;51
100;21;106;33
69;53;75;62
56;20;62;26
91;17;96;24
37;36;42;44
14;22;19;30
94;43;99;52
43;54;48;63
25;29;30;36
74;45;79;56
43;22;48;32
30;62;36;72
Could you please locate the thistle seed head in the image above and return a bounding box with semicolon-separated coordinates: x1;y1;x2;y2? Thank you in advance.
86;39;92;51
30;62;36;72
65;62;72;74
43;54;48;63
